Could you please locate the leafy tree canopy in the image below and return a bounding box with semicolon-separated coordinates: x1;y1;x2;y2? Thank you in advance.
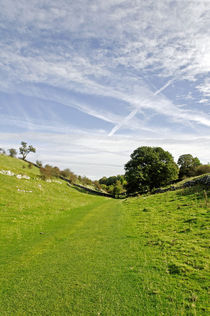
99;175;125;186
125;146;178;194
177;154;201;178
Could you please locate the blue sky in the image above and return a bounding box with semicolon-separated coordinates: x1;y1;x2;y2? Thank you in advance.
0;0;210;178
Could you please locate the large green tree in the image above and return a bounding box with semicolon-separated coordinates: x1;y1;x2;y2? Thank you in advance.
177;154;201;178
125;146;178;194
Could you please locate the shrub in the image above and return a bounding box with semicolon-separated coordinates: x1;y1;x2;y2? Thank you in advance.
60;168;71;178
40;165;60;180
28;162;33;169
81;176;92;186
40;166;52;180
93;180;101;191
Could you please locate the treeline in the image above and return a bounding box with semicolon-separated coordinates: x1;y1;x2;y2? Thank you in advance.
124;147;210;195
39;165;126;196
0;142;126;196
39;165;102;192
177;154;210;178
40;165;127;196
99;175;126;196
0;143;101;192
0;142;36;160
1;143;210;196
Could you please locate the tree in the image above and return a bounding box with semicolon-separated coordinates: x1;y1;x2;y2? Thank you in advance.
177;154;201;178
99;176;108;185
51;166;61;177
93;180;102;191
0;148;6;155
36;160;43;168
40;165;52;180
113;180;124;197
19;141;36;160
68;171;77;183
81;176;92;186
125;146;179;194
107;184;115;195
195;164;210;176
60;168;71;178
8;148;17;158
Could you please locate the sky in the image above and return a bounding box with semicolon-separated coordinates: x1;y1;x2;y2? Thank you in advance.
0;0;210;179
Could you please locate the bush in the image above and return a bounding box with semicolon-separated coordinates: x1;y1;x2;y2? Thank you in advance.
93;180;101;191
40;166;52;180
28;162;33;169
40;165;60;180
80;176;92;186
60;168;71;178
100;184;108;192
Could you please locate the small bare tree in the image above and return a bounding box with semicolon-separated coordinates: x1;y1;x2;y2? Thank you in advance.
19;141;36;160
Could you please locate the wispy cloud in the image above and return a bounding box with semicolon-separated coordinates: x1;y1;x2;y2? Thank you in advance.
108;78;175;136
0;0;210;175
197;78;210;98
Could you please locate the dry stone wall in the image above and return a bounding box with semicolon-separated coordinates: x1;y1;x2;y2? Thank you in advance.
153;175;210;194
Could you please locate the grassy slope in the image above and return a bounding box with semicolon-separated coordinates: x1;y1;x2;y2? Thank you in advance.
0;155;209;315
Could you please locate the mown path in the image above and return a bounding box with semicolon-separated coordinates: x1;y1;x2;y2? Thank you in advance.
1;197;140;315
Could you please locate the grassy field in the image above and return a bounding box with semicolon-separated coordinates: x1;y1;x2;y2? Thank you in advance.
0;155;209;315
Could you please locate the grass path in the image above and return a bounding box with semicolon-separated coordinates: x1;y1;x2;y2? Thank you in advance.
0;198;130;315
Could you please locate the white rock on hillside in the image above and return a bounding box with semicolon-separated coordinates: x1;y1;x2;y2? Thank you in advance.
0;169;30;179
0;170;15;176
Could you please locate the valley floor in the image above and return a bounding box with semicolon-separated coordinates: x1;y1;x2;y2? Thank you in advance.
0;157;209;315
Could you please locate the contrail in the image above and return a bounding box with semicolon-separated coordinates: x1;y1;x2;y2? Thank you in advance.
108;108;138;136
108;78;174;137
153;79;174;95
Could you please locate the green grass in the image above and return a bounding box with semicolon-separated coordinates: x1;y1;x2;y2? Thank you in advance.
0;155;40;178
0;155;209;315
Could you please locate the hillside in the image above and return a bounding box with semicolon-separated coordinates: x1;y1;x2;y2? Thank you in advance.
0;155;209;315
